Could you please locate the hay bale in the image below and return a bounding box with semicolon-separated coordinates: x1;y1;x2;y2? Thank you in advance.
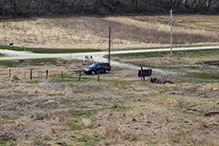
11;74;20;82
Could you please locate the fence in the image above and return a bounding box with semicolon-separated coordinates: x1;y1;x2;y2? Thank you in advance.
0;68;103;82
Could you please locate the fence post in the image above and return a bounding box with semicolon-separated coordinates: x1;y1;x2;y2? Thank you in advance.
98;71;99;81
30;69;32;80
140;66;142;80
46;70;48;80
141;66;145;80
9;69;11;78
79;71;81;81
61;71;63;81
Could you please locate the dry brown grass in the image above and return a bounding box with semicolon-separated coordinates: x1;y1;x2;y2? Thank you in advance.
82;118;91;127
102;124;140;144
0;59;219;145
0;15;219;50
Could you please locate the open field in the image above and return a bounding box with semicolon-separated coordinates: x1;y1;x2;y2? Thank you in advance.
0;15;219;50
0;55;219;145
1;15;219;145
110;48;219;82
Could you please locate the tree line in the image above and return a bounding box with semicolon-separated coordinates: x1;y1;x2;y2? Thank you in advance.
0;0;219;17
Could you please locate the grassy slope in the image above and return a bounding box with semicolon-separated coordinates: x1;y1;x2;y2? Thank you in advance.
0;15;219;50
0;45;102;53
111;48;219;58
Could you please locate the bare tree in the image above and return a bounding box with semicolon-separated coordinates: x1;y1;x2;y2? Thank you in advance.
1;0;219;18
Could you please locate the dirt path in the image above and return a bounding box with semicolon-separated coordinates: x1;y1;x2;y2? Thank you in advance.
1;45;218;75
0;49;174;75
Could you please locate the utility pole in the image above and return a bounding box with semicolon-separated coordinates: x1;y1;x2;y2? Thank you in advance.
108;27;111;65
170;9;174;58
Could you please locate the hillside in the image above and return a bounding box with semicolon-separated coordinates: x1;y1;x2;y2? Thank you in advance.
0;15;219;50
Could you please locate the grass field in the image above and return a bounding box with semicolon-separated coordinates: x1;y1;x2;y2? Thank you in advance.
110;48;219;83
0;55;219;145
0;53;5;57
0;45;102;53
0;15;219;146
0;15;219;51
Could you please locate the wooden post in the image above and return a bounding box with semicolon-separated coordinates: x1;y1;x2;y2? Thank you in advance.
141;67;145;80
30;69;32;80
108;27;111;65
61;71;63;81
98;71;99;81
46;70;48;80
140;66;142;80
9;69;11;78
79;71;81;81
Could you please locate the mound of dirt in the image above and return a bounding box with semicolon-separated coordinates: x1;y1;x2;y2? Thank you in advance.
150;76;174;84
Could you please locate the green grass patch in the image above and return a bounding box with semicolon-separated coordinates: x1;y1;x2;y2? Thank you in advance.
173;77;204;83
111;105;133;112
114;45;190;51
80;106;90;109
32;48;102;54
70;110;98;118
0;60;20;67
0;45;24;51
0;58;68;67
0;45;102;53
0;137;16;146
110;48;219;59
25;81;39;84
69;110;100;130
52;72;95;81
77;135;100;146
101;79;136;89
1;115;10;119
78;135;93;142
173;71;219;83
34;116;45;120
124;61;154;68
109;50;181;59
0;53;5;57
111;67;124;71
28;58;58;65
51;73;83;81
189;72;219;80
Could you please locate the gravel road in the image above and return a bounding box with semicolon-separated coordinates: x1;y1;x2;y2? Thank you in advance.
0;46;218;75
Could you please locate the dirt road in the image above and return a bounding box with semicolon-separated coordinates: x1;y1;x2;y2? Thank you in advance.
0;46;218;75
